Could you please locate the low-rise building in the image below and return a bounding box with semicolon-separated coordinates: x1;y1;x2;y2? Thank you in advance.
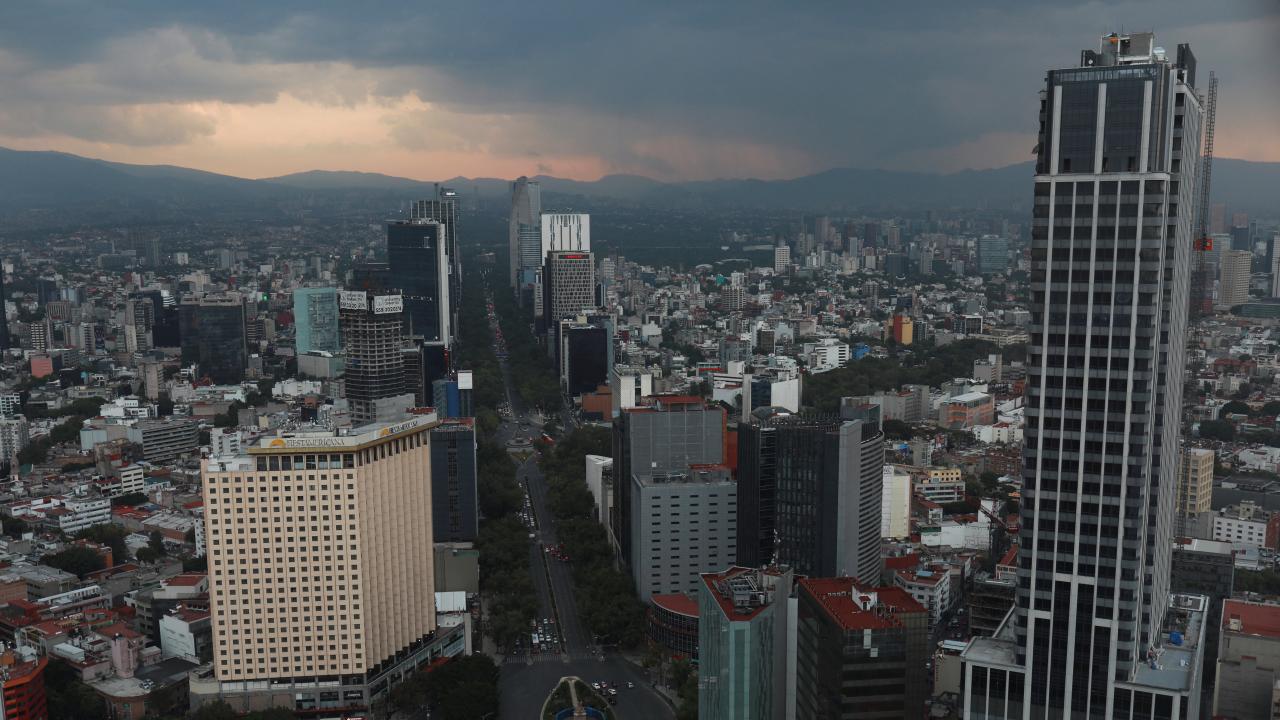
1214;599;1280;720
891;563;952;628
915;467;965;503
646;593;699;659
1212;501;1279;551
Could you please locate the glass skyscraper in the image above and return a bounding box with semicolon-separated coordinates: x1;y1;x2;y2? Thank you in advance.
293;287;340;355
963;32;1209;719
509;176;542;303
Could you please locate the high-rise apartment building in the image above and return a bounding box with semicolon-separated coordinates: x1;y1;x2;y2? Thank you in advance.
198;413;438;713
736;407;885;583
339;290;412;425
293;287;340;355
1270;236;1280;299
795;578;928;719
179;295;248;385
541;251;596;329
510;177;543;296
773;245;791;273
1177;448;1214;534
429;420;478;544
963;32;1206;718
1218;249;1251;308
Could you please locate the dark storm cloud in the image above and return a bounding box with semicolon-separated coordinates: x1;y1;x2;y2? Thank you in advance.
0;0;1275;174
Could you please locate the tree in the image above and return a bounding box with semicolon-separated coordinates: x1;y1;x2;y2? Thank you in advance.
189;702;237;720
1198;419;1235;442
112;492;149;507
157;394;175;416
1222;400;1252;416
3;517;30;539
883;419;913;440
77;524;130;562
43;546;106;578
45;658;108;720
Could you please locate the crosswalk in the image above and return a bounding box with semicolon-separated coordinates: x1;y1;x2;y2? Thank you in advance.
503;652;608;666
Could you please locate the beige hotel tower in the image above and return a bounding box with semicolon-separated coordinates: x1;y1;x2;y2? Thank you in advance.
193;412;439;714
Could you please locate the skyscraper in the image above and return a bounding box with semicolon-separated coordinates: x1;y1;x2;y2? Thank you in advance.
612;396;725;566
541;251;596;331
978;235;1011;275
293;287;340;355
386;219;450;345
410;186;461;345
963;32;1206;718
698;566;796;720
736;407;884;583
510;177;542;301
1218;249;1251;308
429;419;478;544
198;413;439;712
540;212;591;259
339;290;412;424
179;294;248;385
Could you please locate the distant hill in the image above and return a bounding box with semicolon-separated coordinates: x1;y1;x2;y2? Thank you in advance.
1;146;1276;223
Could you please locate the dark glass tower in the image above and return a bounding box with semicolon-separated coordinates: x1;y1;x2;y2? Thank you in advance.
179;295;247;384
736;409;884;583
964;32;1206;719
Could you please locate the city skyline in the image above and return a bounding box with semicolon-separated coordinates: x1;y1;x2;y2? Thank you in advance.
0;2;1275;182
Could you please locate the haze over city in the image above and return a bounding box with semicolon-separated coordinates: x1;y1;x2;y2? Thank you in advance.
0;1;1278;181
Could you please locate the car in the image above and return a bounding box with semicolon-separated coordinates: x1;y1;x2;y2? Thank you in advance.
592;683;601;691
626;682;634;689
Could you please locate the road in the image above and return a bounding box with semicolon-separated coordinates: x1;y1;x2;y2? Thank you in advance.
483;284;674;719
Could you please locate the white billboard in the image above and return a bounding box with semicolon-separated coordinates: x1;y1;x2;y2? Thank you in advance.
339;291;367;311
372;294;403;315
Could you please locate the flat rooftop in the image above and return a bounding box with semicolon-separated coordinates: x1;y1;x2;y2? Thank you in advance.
1125;594;1207;694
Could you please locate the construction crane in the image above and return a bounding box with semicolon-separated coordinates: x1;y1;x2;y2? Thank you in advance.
1190;71;1220;324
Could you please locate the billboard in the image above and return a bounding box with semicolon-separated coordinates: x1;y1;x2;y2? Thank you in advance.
339;291;367;311
371;294;404;315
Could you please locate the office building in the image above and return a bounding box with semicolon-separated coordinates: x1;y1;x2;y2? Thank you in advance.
409;187;461;345
1177;448;1214;535
978;235;1011;275
131;418;200;463
431;371;474;420
612;396;725;566
197;413;439;713
429;420;478;544
293;287;340;355
179;294;248;384
1219;249;1252;308
386;217;450;346
1211;501;1278;550
698;566;796;720
963;31;1205;719
559;321;609;397
1271;238;1280;299
796;578;928;719
0;271;9;351
540;213;590;260
736;407;884;583
1213;599;1280;720
610;366;653;418
339;290;412;425
881;466;912;539
630;465;737;602
510;177;543;301
541;251;596;329
646;594;699;659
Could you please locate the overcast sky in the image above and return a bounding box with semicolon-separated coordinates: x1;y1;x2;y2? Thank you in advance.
0;1;1275;181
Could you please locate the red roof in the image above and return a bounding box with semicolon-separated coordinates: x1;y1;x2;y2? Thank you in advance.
883;554;920;571
701;567;773;622
799;578;926;631
650;594;699;618
166;574;207;587
97;622;140;639
1223;599;1280;639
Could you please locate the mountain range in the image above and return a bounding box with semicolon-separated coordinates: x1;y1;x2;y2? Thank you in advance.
0;146;1275;227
